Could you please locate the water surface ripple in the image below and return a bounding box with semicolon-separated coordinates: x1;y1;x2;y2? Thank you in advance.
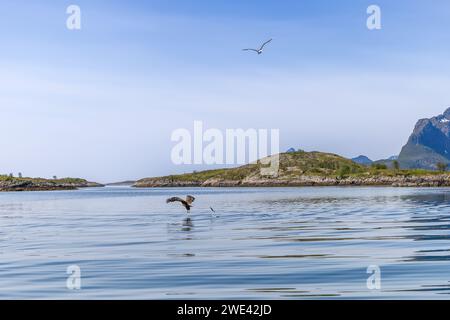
1;187;450;299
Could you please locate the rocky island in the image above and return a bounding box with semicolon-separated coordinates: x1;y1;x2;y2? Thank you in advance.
0;176;103;192
134;151;450;188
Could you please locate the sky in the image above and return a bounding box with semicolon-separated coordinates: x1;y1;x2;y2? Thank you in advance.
1;0;450;182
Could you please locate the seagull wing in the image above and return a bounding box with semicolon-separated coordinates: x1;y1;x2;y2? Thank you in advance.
242;48;259;52
259;38;272;50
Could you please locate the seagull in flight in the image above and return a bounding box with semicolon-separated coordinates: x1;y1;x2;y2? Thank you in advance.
242;38;272;55
166;195;195;213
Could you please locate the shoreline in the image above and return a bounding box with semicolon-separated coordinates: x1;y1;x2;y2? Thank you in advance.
133;175;450;188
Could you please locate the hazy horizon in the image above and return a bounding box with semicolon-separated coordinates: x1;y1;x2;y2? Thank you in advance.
2;0;450;183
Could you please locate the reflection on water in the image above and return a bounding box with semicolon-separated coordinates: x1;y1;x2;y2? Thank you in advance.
0;186;450;299
181;217;193;231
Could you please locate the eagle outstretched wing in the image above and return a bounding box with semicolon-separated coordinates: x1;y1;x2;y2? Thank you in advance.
166;195;195;211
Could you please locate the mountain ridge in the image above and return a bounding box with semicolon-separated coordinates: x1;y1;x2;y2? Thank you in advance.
399;107;450;170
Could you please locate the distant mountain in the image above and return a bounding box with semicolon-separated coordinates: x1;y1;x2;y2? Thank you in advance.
105;181;136;186
286;148;296;153
373;156;399;169
373;159;394;169
398;107;450;170
351;155;373;165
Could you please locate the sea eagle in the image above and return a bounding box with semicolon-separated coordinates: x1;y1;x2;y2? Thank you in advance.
166;195;196;212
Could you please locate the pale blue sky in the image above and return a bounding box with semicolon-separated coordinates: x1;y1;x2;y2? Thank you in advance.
1;0;450;182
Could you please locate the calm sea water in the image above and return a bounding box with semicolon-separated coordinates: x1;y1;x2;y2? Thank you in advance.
1;186;450;299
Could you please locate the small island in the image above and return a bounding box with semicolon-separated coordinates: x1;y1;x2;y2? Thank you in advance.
0;175;103;192
134;151;450;188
